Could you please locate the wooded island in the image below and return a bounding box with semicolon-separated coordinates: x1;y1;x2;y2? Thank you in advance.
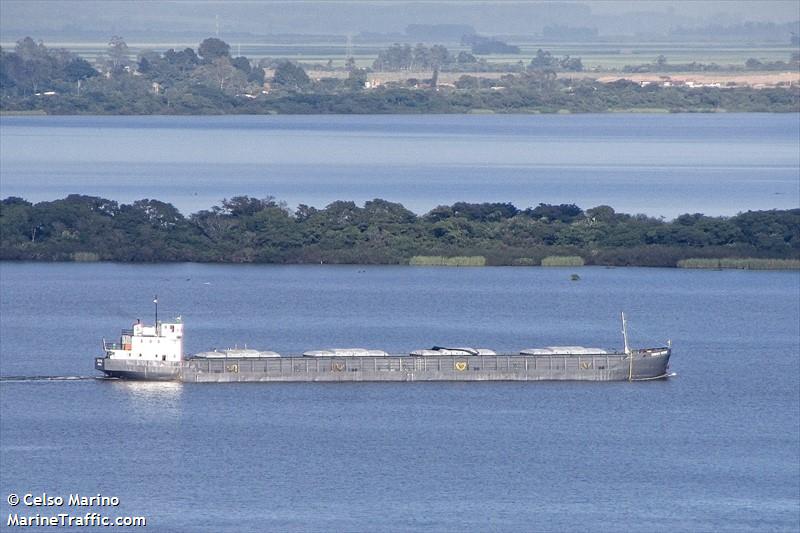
2;195;797;268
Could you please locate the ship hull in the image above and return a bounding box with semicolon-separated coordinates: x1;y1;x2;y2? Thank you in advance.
95;358;181;381
96;350;670;383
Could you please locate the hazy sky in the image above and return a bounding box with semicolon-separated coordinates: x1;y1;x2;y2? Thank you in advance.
1;1;798;40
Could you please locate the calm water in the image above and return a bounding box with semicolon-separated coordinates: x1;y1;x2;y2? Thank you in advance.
1;263;798;531
1;114;798;219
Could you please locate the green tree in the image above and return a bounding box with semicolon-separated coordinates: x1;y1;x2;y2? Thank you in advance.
526;203;583;223
529;49;557;71
193;57;246;94
231;56;251;74
586;205;617;224
559;55;583;72
429;45;451;68
272;61;310;90
412;43;430;69
457;51;476;64
363;199;417;225
373;44;413;71
198;38;231;62
14;37;47;62
107;36;130;72
64;58;98;82
344;68;367;91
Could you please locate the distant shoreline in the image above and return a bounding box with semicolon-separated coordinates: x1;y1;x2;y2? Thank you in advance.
0;109;796;117
3;35;798;115
1;104;797;116
0;108;798;117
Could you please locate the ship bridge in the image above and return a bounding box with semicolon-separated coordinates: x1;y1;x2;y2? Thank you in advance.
104;318;184;363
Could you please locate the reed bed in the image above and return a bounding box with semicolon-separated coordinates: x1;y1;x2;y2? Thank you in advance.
409;255;487;267
71;252;100;262
677;258;800;270
540;255;585;267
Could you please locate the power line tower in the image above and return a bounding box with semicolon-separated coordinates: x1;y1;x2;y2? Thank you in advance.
345;33;354;70
346;33;353;58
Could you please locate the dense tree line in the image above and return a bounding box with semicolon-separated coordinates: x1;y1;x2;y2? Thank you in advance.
460;35;521;55
2;37;798;114
2;195;797;267
624;54;800;73
527;49;583;72
0;37;100;96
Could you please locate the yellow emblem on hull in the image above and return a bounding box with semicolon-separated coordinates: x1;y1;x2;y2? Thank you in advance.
455;361;468;371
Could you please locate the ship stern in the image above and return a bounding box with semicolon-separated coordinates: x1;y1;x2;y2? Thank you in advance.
95;357;181;381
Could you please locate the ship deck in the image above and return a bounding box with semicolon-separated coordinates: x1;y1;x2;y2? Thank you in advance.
179;350;670;382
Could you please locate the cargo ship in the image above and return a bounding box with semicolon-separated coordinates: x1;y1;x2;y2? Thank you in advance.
95;303;672;383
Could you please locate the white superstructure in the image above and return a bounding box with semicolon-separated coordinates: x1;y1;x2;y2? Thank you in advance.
103;319;184;362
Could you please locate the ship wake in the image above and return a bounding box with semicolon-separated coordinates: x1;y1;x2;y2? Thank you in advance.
0;375;100;383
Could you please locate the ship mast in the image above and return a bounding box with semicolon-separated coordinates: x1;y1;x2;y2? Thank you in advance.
621;311;630;355
154;295;158;325
622;311;633;381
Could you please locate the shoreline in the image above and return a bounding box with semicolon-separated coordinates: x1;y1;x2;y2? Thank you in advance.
2;108;798;116
2;259;797;270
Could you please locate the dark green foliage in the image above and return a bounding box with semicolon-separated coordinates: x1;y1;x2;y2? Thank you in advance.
63;58;99;82
344;68;368;91
373;44;415;71
231;56;251;74
2;195;797;267
525;203;583;223
425;202;519;222
272;61;310;90
529;49;558;71
198;38;230;61
462;35;520;55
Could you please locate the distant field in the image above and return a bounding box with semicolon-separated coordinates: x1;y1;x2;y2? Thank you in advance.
468;43;797;70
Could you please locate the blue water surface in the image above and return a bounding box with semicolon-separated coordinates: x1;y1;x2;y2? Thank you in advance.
1;114;798;218
1;263;798;532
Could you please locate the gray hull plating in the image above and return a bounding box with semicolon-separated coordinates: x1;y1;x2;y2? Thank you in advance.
96;349;671;383
95;358;180;381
